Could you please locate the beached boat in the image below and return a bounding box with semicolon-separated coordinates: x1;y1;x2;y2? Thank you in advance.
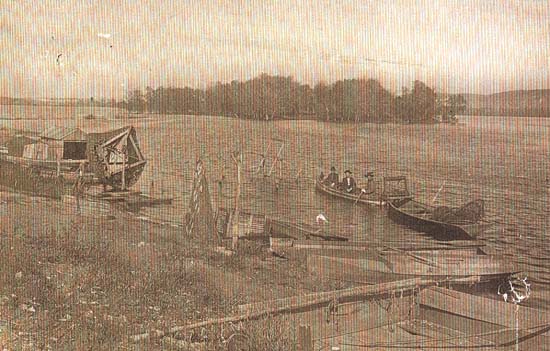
215;208;348;241
0;126;146;191
387;197;491;240
236;278;549;350
132;277;548;349
307;247;515;290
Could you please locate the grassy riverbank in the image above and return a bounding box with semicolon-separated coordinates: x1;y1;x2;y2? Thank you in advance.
0;191;347;350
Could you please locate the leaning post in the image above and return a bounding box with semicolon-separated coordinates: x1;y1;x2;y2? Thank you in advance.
231;151;242;250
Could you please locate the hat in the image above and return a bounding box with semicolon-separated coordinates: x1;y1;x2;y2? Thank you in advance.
365;171;374;177
344;170;352;174
330;166;336;171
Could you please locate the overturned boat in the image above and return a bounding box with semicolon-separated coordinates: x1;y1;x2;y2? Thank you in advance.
0;126;146;192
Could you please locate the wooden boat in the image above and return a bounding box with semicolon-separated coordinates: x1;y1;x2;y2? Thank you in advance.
387;197;492;241
315;177;384;206
315;174;414;206
0;126;146;191
237;278;550;350
215;208;348;241
307;247;516;291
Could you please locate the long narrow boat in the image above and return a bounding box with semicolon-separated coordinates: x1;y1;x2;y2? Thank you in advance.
236;279;550;350
307;247;516;291
387;197;492;241
315;174;414;206
315;178;385;205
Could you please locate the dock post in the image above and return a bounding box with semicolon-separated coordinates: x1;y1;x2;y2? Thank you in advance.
56;153;61;177
297;325;313;351
122;146;127;191
231;151;242;250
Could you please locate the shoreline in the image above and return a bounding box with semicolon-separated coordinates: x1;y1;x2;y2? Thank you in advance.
0;187;342;350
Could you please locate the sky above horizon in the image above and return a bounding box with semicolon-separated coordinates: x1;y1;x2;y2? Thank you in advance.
1;0;549;99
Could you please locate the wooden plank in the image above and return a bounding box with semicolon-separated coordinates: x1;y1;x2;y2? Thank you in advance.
398;320;493;347
299;297;414;345
419;287;550;330
270;238;485;251
131;278;430;343
225;212;267;238
418;301;550;347
308;254;512;286
238;278;430;315
269;219;348;241
307;254;394;284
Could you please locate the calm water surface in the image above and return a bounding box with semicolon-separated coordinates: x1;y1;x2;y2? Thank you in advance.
2;106;550;306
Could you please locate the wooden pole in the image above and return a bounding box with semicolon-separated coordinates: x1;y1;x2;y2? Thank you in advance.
431;181;446;204
130;278;431;343
122;147;126;191
268;143;284;176
297;325;313;351
232;152;242;250
56;152;61;177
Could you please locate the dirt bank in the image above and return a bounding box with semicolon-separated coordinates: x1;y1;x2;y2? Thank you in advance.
0;191;345;350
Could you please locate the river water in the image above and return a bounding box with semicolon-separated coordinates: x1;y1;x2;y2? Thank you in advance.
2;105;550;307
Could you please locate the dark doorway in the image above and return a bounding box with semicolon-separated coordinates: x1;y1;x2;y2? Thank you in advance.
63;141;87;160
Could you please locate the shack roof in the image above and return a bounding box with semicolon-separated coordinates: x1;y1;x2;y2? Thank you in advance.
40;126;87;141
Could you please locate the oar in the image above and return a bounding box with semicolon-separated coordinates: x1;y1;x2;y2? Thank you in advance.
354;188;368;204
431;181;446;204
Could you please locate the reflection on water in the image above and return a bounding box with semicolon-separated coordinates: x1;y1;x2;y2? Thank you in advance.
3;106;550;303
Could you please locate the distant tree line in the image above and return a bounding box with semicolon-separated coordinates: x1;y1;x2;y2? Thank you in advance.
123;74;465;123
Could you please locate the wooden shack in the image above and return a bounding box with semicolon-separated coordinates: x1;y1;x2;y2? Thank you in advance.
39;126;88;161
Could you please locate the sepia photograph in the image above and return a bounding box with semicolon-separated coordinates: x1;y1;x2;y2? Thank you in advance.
1;1;550;349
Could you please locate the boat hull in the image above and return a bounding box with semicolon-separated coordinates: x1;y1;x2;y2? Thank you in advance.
315;179;384;206
215;208;348;241
237;279;550;350
307;252;515;291
387;199;491;240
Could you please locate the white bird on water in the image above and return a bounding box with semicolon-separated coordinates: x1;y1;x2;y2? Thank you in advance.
316;213;328;225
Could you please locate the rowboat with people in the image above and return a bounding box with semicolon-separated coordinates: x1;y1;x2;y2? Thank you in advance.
315;178;384;205
316;171;414;206
315;169;386;205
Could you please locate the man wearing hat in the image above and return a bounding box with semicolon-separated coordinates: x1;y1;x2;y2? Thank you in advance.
342;170;356;193
362;171;375;194
323;166;339;187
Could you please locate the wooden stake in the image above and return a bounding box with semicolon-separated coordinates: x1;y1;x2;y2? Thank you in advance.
56;157;61;177
122;147;126;191
268;143;284;176
231;151;242;250
297;325;313;351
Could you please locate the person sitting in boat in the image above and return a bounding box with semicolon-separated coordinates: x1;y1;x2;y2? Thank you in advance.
322;166;339;187
361;171;375;194
341;170;357;193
